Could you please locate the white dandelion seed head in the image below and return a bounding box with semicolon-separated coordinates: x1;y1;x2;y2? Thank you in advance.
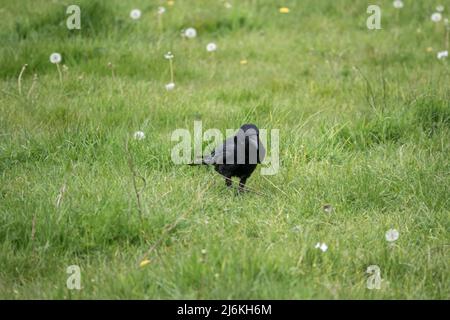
164;51;174;60
437;50;448;59
393;0;404;9
206;42;217;52
130;9;142;20
315;242;328;252
133;131;145;140
436;5;444;12
184;27;197;39
158;6;166;15
165;82;175;91
385;228;399;242
49;52;62;64
431;12;442;22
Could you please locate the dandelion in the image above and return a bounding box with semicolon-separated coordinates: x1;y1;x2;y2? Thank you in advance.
323;204;333;214
133;131;145;140
315;242;328;252
279;7;290;14
164;52;174;60
50;52;62;64
139;259;150;267
437;50;448;59
157;7;166;32
385;228;399;242
426;47;434;52
164;51;175;89
130;9;141;20
431;12;442;23
165;82;175;91
206;42;217;52
436;5;444;13
168;1;175;6
393;0;404;9
50;52;63;84
184;27;197;39
240;59;248;65
158;6;166;15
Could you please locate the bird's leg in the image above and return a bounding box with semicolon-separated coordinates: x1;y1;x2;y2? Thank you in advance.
225;176;232;187
238;177;247;192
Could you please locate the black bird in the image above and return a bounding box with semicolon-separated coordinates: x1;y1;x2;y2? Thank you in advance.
200;124;265;191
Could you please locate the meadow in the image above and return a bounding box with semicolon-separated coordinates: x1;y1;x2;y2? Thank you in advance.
0;0;449;299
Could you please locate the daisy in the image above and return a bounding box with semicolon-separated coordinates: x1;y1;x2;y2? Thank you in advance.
130;9;141;20
206;42;217;52
437;50;448;59
133;131;145;140
165;82;175;90
184;27;197;39
385;228;399;242
315;242;328;252
431;12;442;22
49;52;62;64
393;0;404;9
436;5;444;12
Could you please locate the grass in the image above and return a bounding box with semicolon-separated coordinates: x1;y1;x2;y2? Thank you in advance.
0;0;449;299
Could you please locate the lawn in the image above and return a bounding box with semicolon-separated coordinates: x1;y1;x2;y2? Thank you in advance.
0;0;449;299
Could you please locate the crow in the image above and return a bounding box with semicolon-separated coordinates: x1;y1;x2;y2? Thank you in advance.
197;124;266;191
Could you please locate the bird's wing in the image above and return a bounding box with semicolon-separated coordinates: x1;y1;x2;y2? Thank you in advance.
203;136;235;164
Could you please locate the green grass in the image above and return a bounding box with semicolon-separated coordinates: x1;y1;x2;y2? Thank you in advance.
0;0;449;299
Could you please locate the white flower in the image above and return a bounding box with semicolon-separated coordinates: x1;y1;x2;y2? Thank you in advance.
393;0;404;9
385;229;399;242
133;131;145;140
436;5;444;12
437;50;448;59
315;242;328;252
184;27;197;39
158;6;166;15
224;2;232;9
130;9;141;20
206;42;217;52
431;12;442;22
49;52;62;64
165;82;175;90
201;249;207;255
164;51;174;60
